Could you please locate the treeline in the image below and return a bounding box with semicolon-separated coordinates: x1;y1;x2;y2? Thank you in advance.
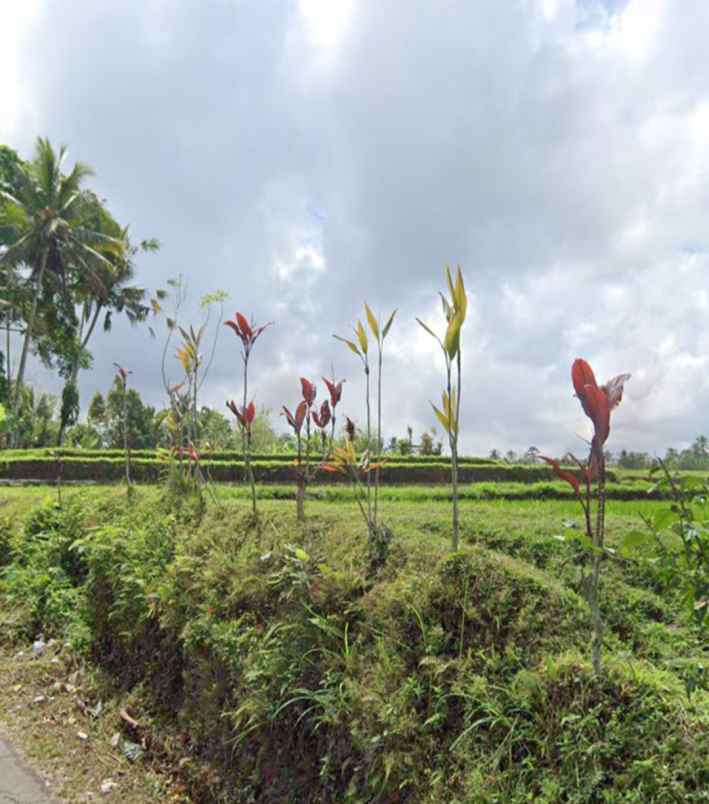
0;371;447;457
0;138;161;446
489;440;709;470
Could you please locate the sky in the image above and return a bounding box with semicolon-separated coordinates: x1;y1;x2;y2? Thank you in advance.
1;0;708;457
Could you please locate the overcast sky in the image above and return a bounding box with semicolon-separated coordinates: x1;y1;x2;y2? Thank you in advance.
2;0;708;456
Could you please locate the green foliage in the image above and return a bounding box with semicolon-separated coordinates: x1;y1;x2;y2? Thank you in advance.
0;498;87;639
624;464;709;633
1;491;707;802
87;380;160;449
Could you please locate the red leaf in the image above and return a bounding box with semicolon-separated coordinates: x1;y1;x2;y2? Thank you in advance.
539;455;581;496
572;358;598;401
295;400;308;430
300;378;316;405
312;400;331;430
345;417;356;441
236;312;252;340
322;377;344;407
571;358;613;446
281;406;296;429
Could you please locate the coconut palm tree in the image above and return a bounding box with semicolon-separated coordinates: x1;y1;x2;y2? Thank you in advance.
52;227;162;445
0;138;124;434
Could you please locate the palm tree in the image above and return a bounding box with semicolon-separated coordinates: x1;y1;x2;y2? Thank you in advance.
52;223;161;445
0;138;124;433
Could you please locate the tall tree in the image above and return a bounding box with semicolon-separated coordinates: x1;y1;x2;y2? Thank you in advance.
0;138;124;436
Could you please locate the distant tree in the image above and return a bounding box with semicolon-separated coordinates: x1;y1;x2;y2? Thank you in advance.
11;385;59;447
420;431;434;455
505;450;517;464
616;449;651;469
489;448;501;460
664;447;679;466
249;409;281;453
692;435;708;457
197;406;233;450
398;438;412;456
524;446;540;464
65;420;102;449
90;378;158;449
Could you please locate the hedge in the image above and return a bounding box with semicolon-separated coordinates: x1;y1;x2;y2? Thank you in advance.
1;448;499;466
0;454;623;485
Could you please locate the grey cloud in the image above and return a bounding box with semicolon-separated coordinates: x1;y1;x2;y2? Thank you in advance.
5;0;709;455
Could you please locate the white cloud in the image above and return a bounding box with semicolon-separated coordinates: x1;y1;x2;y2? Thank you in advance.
5;0;709;456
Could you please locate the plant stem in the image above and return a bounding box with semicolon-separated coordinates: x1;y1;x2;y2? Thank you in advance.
374;343;382;530
446;358;459;551
247;428;256;515
365;362;372;533
296;432;304;522
123;377;130;485
452;350;462;551
591;452;606;675
242;353;249;483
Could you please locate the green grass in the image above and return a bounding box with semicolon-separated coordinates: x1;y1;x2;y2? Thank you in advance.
0;485;707;802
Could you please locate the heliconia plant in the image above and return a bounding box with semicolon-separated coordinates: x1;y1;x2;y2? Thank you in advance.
539;357;630;675
226;398;258;515
225;311;272;497
113;363;132;485
334;305;396;535
417;265;468;551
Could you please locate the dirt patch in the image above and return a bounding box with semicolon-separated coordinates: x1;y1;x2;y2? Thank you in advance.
0;641;189;803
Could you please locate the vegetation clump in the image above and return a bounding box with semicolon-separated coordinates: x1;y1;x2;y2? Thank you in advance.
1;489;706;802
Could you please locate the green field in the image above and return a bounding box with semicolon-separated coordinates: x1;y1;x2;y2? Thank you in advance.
1;485;707;801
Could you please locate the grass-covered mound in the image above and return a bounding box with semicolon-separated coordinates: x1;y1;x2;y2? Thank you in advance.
0;489;707;802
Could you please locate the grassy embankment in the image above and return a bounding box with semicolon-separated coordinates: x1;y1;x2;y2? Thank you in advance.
0;485;707;802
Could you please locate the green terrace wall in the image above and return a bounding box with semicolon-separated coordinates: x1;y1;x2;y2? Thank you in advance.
0;448;499;465
0;453;622;485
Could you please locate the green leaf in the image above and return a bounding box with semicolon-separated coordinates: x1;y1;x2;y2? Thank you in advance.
382;308;397;338
621;529;654;552
445;264;456;305
652;509;676;531
454;266;468;322
294;547;310;562
365;303;379;340
356;320;369;354
431;402;450;434
443;314;462;359
416;318;442;347
333;334;361;357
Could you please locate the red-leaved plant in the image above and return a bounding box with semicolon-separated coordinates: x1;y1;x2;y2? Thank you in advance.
322;376;344;454
225;311;272;512
226;398;258;514
282;378;319;521
539;358;630;674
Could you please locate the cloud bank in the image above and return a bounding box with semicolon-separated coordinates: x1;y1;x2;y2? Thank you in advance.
2;0;709;456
